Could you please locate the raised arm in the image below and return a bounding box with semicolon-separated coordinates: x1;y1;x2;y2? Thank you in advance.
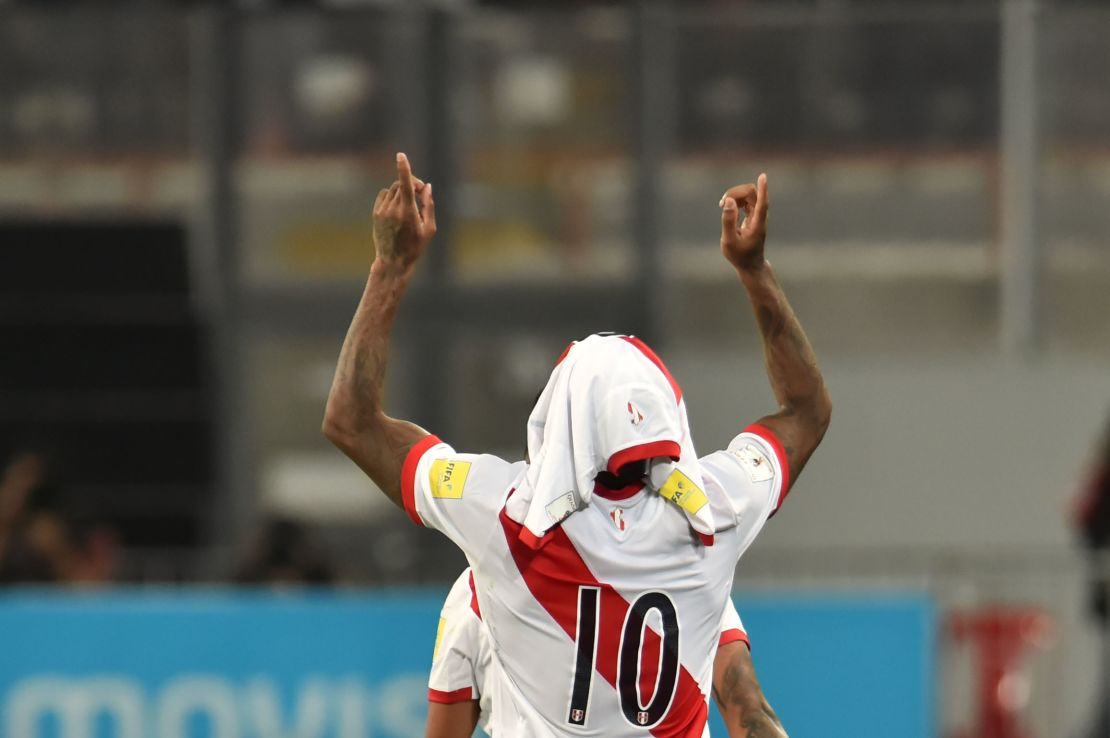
713;641;789;738
720;174;832;492
322;153;436;507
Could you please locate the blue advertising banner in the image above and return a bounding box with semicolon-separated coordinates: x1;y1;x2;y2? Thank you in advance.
0;590;442;738
715;592;936;738
0;589;933;738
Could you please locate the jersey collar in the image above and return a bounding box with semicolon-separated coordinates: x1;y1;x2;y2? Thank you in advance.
592;479;645;501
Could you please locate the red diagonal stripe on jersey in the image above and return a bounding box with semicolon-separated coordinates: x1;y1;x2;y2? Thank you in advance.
500;506;708;738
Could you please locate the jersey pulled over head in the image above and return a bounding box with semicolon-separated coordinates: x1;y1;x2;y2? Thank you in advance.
504;334;715;549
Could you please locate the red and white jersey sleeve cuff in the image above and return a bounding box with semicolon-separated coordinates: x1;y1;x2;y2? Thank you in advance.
741;423;791;513
718;628;751;650
402;434;444;527
427;686;474;704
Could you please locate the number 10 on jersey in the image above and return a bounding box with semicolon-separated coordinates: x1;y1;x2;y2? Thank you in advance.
568;586;681;729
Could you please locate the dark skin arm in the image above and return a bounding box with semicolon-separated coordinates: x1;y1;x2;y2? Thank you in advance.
713;641;789;738
323;153;436;506
425;700;480;738
720;175;832;492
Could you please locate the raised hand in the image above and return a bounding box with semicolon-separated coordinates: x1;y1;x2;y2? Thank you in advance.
721;169;831;495
719;173;769;273
324;153;435;508
372;153;437;273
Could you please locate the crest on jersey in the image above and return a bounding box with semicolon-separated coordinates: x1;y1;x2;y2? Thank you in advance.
609;508;626;531
637;711;650;725
571;709;585;723
627;401;645;426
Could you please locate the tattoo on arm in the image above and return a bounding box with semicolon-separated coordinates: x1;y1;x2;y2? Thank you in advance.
326;157;437;508
713;644;788;738
324;263;428;508
741;263;831;489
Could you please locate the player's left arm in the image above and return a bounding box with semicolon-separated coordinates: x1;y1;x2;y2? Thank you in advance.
720;174;832;493
713;641;789;738
425;701;480;738
323;153;436;508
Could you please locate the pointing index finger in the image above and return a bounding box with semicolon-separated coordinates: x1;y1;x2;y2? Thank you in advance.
753;173;769;225
396;152;417;209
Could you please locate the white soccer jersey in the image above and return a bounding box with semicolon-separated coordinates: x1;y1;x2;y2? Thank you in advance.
429;569;751;737
429;569;494;734
403;424;786;738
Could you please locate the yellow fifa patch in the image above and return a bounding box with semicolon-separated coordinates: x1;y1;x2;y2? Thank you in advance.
429;459;472;499
432;617;446;660
659;469;709;516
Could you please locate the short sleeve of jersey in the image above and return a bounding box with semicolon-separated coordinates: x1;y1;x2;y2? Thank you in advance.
428;571;483;704
699;424;789;549
402;435;519;558
718;598;750;650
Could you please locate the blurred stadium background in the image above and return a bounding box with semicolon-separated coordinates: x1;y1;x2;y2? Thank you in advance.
1;0;1108;736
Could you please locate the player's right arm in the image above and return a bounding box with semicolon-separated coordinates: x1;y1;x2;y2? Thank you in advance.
713;642;788;738
712;599;788;738
323;153;436;508
720;175;832;496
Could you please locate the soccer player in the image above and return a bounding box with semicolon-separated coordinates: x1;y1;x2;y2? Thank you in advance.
324;153;830;736
425;567;785;738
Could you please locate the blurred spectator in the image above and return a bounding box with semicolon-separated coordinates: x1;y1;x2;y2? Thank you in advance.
1074;416;1110;738
0;449;120;585
0;451;64;583
235;516;335;586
